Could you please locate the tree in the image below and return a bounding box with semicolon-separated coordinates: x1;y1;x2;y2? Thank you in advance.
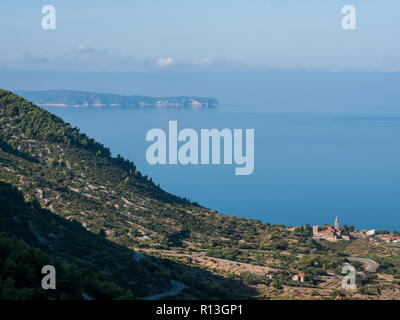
377;230;389;235
271;280;282;289
98;229;107;239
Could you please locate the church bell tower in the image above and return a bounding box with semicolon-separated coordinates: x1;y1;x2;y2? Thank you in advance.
334;216;339;229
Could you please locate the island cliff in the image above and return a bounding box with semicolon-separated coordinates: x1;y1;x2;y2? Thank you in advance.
16;90;218;108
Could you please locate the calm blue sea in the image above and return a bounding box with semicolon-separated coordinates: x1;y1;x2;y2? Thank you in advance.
3;71;400;230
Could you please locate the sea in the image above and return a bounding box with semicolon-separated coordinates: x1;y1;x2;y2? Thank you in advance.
2;71;400;230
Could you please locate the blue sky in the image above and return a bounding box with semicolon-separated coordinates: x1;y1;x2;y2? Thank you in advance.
0;0;399;71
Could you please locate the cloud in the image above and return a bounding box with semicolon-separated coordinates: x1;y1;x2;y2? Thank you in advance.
192;58;213;65
76;44;106;54
22;52;48;63
122;52;132;62
157;57;174;68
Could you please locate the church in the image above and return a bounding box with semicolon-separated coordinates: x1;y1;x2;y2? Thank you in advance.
313;217;349;242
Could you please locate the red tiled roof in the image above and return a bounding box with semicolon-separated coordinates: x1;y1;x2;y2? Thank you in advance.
383;235;400;240
316;225;340;235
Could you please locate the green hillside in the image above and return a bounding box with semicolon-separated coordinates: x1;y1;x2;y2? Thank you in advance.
0;180;167;298
0;89;267;250
0;230;135;300
0;89;264;299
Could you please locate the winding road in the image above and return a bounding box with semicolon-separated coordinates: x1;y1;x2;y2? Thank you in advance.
144;280;186;300
82;292;95;300
348;257;378;273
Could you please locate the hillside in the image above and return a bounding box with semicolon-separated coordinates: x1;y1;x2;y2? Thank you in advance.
0;180;168;298
0;89;264;299
16;90;218;108
0;230;134;300
1;89;400;300
0;90;268;249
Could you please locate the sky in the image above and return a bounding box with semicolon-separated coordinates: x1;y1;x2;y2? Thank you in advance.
0;0;399;72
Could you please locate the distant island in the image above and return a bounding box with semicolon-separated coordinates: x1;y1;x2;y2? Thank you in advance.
16;90;218;108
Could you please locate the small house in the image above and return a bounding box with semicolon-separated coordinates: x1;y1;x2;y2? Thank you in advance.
292;272;306;282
